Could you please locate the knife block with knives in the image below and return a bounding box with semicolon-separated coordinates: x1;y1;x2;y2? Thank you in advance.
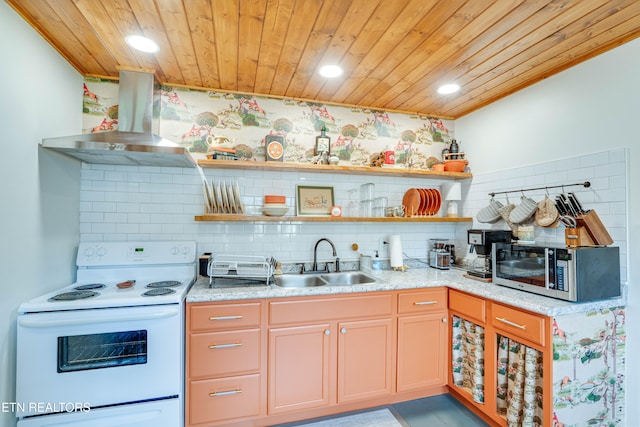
565;225;595;247
574;210;614;246
557;192;613;247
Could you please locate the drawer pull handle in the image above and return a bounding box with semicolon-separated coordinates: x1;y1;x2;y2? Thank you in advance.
496;317;526;330
209;315;243;321
209;389;243;397
209;342;242;349
414;301;437;305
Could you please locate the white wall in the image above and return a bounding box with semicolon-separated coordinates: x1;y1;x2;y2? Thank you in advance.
0;4;82;427
456;37;640;425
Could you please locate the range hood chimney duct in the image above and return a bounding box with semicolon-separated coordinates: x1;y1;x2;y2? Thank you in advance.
41;70;196;168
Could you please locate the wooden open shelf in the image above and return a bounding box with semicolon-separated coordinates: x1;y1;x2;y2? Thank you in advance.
197;159;472;180
194;214;472;222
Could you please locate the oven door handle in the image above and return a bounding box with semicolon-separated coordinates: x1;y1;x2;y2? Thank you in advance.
18;307;179;328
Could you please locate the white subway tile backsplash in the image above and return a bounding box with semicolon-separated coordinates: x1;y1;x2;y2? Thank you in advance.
80;190;104;202
79;149;626;282
92;202;118;212
116;223;139;234
103;212;127;223
465;149;626;281
579;153;604;167
92;222;116;233
80;212;104;223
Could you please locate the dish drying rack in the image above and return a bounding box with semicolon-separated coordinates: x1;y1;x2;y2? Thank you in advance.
208;255;277;286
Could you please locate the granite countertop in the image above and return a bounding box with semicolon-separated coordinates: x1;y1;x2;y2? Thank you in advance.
186;267;626;317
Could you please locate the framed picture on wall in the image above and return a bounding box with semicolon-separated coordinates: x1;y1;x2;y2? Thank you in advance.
296;185;334;216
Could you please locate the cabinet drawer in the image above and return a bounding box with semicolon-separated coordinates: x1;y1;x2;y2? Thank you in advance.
448;289;486;324
189;329;260;378
270;294;393;325
398;288;447;314
188;374;260;425
491;303;546;346
190;302;261;332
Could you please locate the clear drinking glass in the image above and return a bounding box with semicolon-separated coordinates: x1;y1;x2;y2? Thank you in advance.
359;183;375;201
360;200;373;217
346;188;359;217
373;197;388;217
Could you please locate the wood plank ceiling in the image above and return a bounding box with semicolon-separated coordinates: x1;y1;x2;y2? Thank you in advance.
7;0;640;118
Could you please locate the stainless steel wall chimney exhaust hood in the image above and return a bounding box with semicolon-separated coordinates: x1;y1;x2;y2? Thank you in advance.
41;70;196;168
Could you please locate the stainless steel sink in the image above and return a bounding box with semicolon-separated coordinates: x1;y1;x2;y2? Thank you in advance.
274;271;377;288
320;271;377;286
274;274;327;288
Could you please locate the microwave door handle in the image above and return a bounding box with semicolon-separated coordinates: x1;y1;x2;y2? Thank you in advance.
18;307;179;328
545;249;550;289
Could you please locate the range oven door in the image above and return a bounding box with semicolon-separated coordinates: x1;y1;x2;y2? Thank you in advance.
16;305;181;418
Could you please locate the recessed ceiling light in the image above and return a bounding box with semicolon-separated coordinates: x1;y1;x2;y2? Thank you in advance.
319;65;343;78
126;35;159;53
437;83;460;95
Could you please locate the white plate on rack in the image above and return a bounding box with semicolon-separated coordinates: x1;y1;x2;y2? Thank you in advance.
234;181;244;214
227;182;236;213
215;182;225;213
203;180;212;213
209;180;218;213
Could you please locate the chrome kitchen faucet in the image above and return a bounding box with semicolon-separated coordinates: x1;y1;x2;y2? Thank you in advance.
311;238;340;273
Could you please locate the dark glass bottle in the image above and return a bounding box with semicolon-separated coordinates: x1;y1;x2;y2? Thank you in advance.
449;139;459;159
315;126;330;155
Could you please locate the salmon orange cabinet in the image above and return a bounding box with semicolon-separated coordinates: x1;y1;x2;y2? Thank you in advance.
186;289;449;426
268;294;394;414
396;288;448;392
448;289;552;427
185;300;267;426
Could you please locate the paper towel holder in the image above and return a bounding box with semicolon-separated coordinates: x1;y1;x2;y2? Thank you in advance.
388;234;404;269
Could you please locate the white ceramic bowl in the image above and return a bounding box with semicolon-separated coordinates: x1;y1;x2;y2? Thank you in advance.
261;205;289;216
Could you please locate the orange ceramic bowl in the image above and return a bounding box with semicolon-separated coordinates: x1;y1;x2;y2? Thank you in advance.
444;159;468;172
264;195;286;204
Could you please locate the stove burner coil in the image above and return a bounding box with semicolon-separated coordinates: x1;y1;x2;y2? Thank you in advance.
49;290;100;301
74;283;106;291
146;280;181;288
142;288;176;297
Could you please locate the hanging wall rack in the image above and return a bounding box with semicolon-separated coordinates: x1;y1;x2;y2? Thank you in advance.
488;181;590;198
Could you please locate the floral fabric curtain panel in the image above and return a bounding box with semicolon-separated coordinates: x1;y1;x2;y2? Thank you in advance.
451;316;485;404
496;335;544;427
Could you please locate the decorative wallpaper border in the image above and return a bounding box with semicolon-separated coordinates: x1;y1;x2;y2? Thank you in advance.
82;78;456;169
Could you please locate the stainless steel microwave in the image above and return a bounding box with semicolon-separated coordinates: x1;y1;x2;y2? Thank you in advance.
492;243;620;302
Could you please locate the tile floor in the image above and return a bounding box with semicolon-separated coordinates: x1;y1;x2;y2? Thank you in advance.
274;394;489;427
392;394;489;427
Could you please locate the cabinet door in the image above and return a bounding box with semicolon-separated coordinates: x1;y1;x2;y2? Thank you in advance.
397;313;447;392
268;324;332;414
337;318;393;403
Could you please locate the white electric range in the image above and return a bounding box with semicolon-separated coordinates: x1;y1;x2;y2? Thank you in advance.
16;241;196;427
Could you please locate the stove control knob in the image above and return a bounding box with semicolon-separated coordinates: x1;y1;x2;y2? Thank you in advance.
181;246;190;255
96;246;107;257
83;247;95;257
171;246;179;255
